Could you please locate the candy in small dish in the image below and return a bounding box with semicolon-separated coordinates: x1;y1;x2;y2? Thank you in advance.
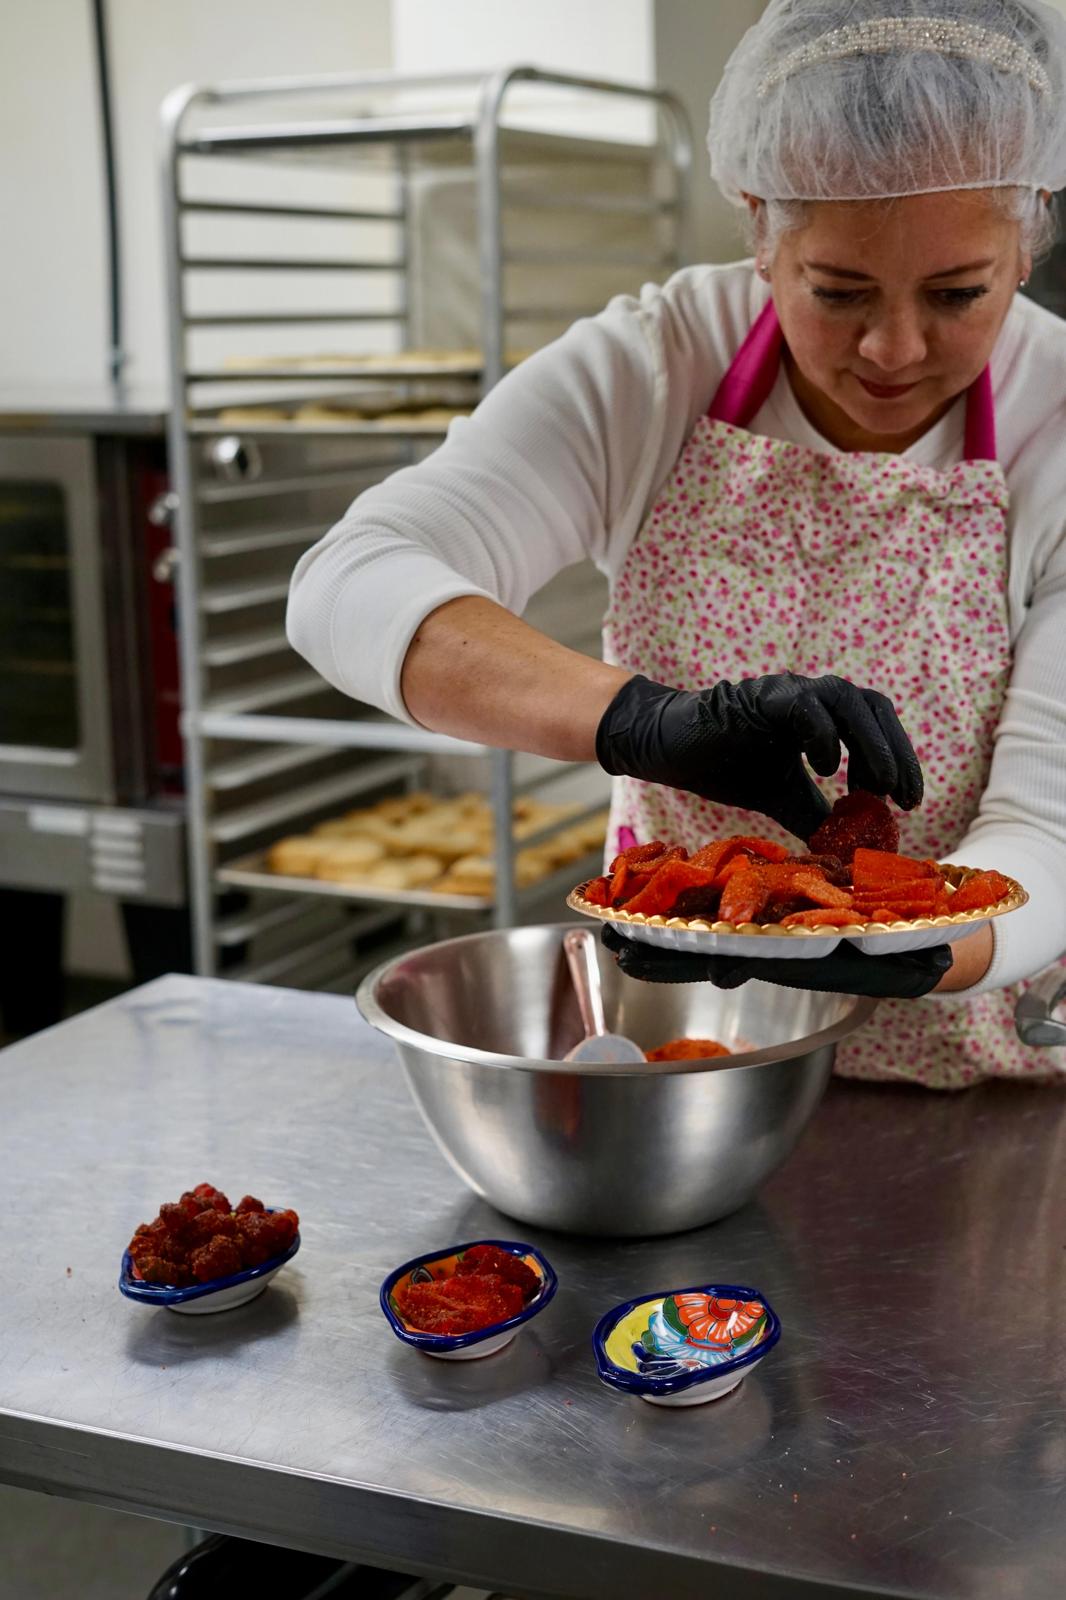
593;1283;780;1407
380;1239;557;1360
120;1184;300;1315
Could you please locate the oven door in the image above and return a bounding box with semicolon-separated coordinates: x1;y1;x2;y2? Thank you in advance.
0;434;115;801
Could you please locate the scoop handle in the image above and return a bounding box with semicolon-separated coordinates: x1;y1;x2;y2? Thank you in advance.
564;927;608;1041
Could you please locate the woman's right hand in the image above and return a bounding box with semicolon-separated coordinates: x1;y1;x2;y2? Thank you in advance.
595;672;923;841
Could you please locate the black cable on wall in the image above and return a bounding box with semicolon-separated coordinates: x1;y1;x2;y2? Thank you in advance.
90;0;125;387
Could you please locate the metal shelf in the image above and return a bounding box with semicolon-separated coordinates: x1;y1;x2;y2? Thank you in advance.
162;65;691;979
188;361;482;382
215;845;605;917
210;754;421;843
217;849;493;911
190;416;459;438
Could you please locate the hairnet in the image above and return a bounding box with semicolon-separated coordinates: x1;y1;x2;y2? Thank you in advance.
708;0;1066;203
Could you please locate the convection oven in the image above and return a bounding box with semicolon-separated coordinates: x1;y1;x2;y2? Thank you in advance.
0;393;187;1031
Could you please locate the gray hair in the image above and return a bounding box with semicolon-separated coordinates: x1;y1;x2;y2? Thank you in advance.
744;186;1058;263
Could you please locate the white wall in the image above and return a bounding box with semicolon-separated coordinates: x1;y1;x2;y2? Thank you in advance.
653;0;767;262
392;0;766;263
0;2;108;391
2;0;392;393
392;0;655;140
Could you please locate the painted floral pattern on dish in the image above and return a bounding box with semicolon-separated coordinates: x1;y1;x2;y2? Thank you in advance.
627;1293;768;1381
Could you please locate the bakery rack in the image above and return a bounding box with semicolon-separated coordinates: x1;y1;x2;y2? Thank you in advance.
160;67;691;983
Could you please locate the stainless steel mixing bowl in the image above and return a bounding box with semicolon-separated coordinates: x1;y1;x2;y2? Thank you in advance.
357;924;876;1237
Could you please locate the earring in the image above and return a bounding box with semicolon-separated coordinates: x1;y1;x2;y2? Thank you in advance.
757;260;771;281
1019;278;1029;289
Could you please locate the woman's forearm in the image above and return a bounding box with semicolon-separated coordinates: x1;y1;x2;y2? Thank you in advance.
400;595;631;761
932;924;994;993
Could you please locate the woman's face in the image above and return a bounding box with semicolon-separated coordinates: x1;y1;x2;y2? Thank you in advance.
766;191;1028;451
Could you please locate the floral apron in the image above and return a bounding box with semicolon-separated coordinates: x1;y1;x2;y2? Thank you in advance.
603;299;1059;1088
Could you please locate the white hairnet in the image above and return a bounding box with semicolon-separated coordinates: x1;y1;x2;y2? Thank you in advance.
709;0;1066;203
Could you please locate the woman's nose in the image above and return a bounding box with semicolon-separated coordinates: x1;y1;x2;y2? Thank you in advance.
857;309;927;373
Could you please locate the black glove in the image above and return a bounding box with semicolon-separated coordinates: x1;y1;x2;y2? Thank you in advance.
601;924;952;999
596;673;923;841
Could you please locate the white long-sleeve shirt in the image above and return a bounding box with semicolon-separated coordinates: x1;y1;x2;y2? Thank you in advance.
288;261;1066;994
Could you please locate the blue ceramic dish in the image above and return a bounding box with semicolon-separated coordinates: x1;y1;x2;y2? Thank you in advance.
119;1209;300;1315
380;1238;558;1360
593;1282;781;1406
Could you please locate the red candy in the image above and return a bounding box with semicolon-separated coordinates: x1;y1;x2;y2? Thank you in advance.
809;791;900;863
126;1188;298;1287
455;1243;539;1299
395;1273;525;1335
949;870;1012;913
190;1238;242;1283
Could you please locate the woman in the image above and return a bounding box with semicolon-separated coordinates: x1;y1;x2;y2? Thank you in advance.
288;0;1066;1087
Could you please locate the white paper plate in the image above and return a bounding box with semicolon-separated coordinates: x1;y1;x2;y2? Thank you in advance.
567;864;1027;960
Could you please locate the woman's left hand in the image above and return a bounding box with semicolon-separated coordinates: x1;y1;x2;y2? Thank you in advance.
601;924;953;998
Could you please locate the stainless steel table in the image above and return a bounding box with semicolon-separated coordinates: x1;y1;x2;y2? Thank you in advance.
1;976;1064;1600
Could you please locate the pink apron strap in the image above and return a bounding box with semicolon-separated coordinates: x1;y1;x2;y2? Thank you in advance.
708;298;997;462
962;363;996;462
707;300;784;427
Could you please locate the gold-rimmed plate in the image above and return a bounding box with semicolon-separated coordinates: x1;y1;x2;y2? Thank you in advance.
566;864;1028;959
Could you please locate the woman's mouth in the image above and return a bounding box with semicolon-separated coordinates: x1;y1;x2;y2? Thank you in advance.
856;376;921;400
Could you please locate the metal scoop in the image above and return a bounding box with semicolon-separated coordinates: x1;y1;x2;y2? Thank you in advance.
563;928;647;1065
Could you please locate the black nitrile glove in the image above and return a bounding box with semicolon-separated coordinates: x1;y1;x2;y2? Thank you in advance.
601;924;952;999
596;673;923;841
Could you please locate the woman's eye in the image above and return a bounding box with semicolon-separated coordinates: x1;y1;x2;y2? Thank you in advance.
811;286;865;306
932;285;991;308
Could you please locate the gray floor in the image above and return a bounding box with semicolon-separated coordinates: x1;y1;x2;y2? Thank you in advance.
0;1485;187;1600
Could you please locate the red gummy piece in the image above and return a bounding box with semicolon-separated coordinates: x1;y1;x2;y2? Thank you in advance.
782;852;849;886
192;1183;232;1214
809;791;900;862
608;839;669;873
189;1238;242;1283
185;1209;237;1247
393;1284;469;1334
851;848;938;887
396;1274;523;1335
440;1274;524;1322
235;1195;265;1214
234;1211;279;1267
583;876;611;907
137;1255;192;1288
456;1244;539;1299
718;866;774;924
719;864;852;925
780;908;861;929
266;1209;299;1251
949;870;1012;913
622;860;716;917
687;839;741;876
784;869;853;908
852;885;941;905
159;1197;199;1235
610;846;688;907
722;835;790;863
711;853;756;889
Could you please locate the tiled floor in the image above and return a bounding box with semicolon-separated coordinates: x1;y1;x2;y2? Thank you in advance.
0;1484;188;1599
